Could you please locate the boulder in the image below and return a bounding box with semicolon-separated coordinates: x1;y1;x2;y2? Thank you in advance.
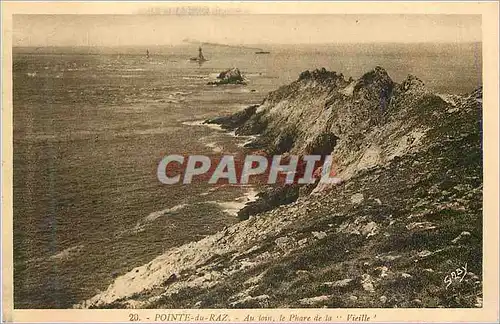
312;231;327;240
361;274;375;292
237;185;300;220
322;278;354;288
298;295;331;306
229;294;269;308
451;231;471;244
350;193;365;205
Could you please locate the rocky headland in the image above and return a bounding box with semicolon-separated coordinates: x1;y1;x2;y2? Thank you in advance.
78;66;482;309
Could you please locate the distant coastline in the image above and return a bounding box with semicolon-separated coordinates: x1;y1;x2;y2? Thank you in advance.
12;41;482;55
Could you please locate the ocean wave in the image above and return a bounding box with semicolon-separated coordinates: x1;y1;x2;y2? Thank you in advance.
167;94;185;101
129;187;258;236
130;127;181;136
199;135;225;153
65;68;90;72
171;91;191;96
181;120;224;131
17;127;182;143
236;135;258;148
208;72;221;79
155;98;181;104
182;75;208;80
123;203;188;235
244;72;264;77
120;74;145;78
49;245;85;261
205;142;223;153
225;130;258;148
143;204;188;223
199;186;220;196
207;186;259;216
123;68;146;72
16;132;96;143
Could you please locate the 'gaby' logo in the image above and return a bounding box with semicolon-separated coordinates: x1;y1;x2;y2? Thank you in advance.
157;154;341;185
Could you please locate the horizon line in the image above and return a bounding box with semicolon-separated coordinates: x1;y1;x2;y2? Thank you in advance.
13;41;482;48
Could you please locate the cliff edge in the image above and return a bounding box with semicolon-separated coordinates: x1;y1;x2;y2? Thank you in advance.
78;67;483;309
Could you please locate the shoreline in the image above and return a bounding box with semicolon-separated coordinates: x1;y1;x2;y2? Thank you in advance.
180;116;264;216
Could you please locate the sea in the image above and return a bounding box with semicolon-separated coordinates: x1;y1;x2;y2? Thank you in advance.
12;42;482;308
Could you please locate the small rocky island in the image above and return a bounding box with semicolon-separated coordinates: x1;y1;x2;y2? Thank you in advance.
208;67;247;85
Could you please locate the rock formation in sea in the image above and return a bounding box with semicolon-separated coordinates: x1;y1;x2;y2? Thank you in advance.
208;67;247;85
78;66;483;309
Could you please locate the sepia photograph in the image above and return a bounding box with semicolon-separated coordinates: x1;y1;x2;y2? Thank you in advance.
2;1;499;323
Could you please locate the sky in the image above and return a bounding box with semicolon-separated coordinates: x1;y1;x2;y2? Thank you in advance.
13;14;481;47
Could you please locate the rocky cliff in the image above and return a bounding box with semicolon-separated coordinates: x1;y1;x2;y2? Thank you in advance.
78;67;482;309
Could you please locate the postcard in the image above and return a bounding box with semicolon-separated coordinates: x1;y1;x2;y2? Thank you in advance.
2;1;498;323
